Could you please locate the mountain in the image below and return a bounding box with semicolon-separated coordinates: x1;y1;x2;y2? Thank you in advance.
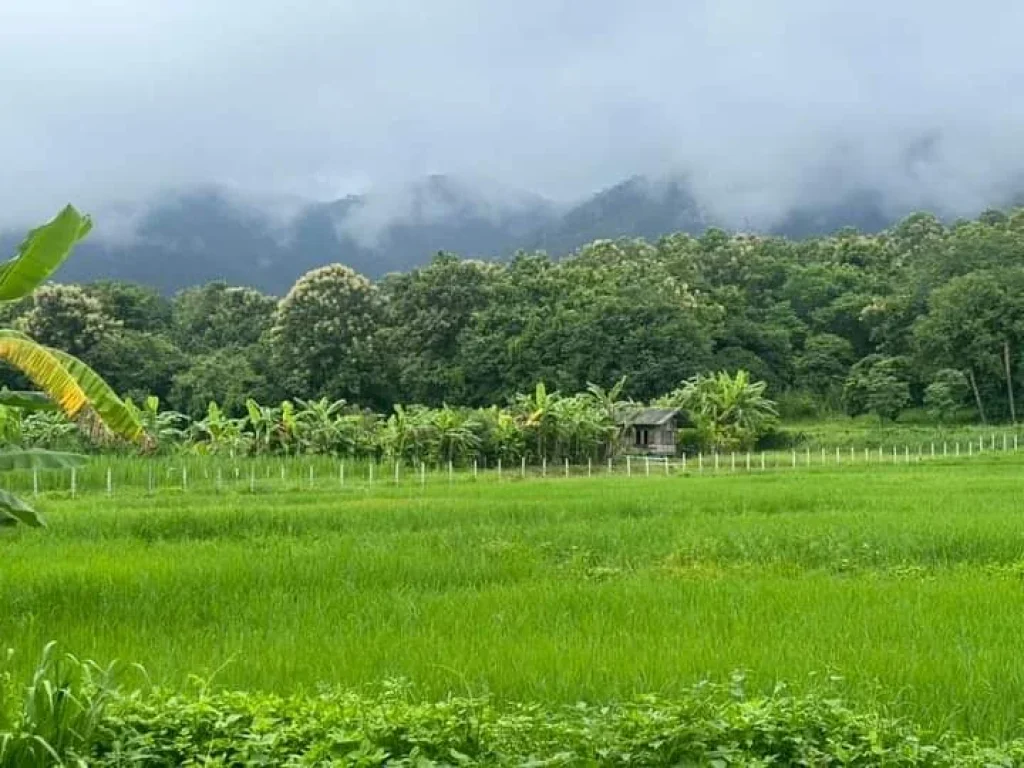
528;176;710;253
3;176;559;295
0;172;1006;295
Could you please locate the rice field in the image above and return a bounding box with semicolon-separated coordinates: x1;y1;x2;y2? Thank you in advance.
4;452;1024;740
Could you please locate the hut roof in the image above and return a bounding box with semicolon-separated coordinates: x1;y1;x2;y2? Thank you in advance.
615;407;680;426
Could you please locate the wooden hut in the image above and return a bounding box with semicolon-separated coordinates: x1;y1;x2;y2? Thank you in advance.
616;407;680;456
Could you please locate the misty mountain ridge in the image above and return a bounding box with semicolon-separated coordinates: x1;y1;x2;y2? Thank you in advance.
0;172;1010;295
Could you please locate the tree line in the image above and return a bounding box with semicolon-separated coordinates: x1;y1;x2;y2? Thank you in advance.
4;206;1024;426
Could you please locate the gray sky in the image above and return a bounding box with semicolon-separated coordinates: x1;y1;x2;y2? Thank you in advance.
3;0;1024;229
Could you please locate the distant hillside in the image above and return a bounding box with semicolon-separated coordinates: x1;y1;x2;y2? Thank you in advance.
0;173;999;294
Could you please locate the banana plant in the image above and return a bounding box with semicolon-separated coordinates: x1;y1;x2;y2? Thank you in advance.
0;206;144;526
190;401;248;456
125;395;188;447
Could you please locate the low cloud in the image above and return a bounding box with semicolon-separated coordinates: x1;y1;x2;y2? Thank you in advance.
2;0;1023;235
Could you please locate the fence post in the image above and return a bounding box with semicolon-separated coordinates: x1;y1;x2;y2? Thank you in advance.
448;460;453;484
892;446;897;464
182;466;188;492
731;452;736;471
32;468;39;498
850;446;855;463
607;456;613;474
905;446;910;463
627;456;632;477
1004;434;1009;452
791;450;796;468
421;462;427;486
956;442;960;457
681;453;687;472
664;456;670;475
474;460;479;480
369;462;375;485
71;467;77;499
588;458;593;477
106;466;112;497
565;458;569;478
394;462;400;485
714;452;719;472
821;447;826;465
746;452;751;471
863;447;869;463
698;452;703;473
542;458;547;477
761;451;766;471
969;441;973;457
835;446;841;464
309;466;315;488
645;456;651;476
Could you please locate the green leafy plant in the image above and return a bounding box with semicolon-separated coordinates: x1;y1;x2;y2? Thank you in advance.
0;207;143;526
0;644;117;768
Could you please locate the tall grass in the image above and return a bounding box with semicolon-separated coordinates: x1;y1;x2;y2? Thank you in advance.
4;459;1024;737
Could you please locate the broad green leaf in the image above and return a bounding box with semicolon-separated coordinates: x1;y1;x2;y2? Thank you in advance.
0;205;92;301
0;330;90;417
46;347;144;441
0;488;43;527
0;449;85;472
0;390;57;411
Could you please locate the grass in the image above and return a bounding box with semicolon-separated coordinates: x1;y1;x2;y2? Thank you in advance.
4;454;1024;740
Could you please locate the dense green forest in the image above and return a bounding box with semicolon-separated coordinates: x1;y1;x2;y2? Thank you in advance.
5;207;1023;425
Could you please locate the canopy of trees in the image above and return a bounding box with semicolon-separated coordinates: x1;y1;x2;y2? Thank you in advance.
12;207;1024;425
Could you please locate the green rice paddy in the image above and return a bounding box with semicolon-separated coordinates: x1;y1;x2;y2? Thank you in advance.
4;454;1024;739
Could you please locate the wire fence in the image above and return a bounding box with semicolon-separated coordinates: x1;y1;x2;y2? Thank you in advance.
7;431;1024;501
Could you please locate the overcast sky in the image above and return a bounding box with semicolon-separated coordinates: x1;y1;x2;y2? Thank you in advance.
2;0;1024;229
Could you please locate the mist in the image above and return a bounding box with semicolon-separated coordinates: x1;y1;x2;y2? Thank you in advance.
2;0;1024;236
